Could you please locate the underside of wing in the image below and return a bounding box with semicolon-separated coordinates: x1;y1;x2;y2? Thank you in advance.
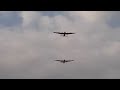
53;32;61;34
55;60;62;61
58;33;65;34
66;60;74;62
66;33;75;34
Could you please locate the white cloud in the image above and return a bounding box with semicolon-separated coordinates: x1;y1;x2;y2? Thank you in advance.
67;11;106;22
20;11;41;29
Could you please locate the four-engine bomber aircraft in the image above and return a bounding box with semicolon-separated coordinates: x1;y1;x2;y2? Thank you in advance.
55;60;74;64
53;32;75;37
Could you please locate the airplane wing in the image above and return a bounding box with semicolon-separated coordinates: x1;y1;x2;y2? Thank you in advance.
66;33;75;34
55;60;62;61
53;32;61;34
58;33;65;34
66;60;74;62
54;32;65;34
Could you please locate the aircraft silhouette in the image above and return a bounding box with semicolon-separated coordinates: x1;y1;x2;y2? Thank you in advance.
55;59;74;64
53;32;75;37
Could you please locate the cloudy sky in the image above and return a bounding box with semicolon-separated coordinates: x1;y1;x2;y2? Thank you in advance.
0;11;120;79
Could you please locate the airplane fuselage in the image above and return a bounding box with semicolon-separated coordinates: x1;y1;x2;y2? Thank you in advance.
62;60;66;63
61;32;67;37
61;60;67;63
63;32;66;36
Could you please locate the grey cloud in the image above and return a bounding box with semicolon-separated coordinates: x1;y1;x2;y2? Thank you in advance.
41;11;65;17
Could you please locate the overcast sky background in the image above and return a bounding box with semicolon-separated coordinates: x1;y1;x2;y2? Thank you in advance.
0;11;120;79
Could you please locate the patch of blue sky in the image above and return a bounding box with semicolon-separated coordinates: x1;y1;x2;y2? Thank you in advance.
0;12;22;28
106;12;120;28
